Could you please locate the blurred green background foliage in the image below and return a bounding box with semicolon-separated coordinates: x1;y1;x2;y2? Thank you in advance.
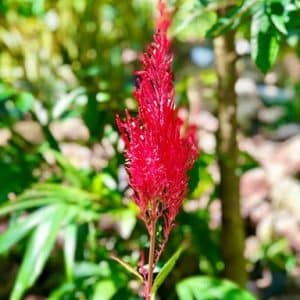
0;0;299;299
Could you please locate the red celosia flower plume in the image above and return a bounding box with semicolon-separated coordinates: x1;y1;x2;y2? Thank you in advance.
116;0;198;259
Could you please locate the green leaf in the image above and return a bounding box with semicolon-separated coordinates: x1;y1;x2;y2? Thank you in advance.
206;0;254;38
74;261;111;278
151;246;185;297
0;205;61;253
110;255;143;282
31;0;45;16
251;6;280;73
10;205;68;300
271;14;288;34
45;150;89;187
64;223;77;282
92;280;117;300
18;183;97;206
266;239;289;257
0;198;60;216
0;183;98;223
15;92;34;112
188;153;215;198
176;276;257;300
110;208;137;239
48;283;75;300
172;9;216;41
0;82;15;102
198;0;209;6
267;0;291;35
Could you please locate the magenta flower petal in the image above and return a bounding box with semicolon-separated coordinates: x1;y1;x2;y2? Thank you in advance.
116;0;198;245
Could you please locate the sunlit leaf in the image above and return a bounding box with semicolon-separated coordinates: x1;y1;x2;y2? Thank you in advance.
251;7;280;73
271;14;288;34
10;204;68;300
171;1;216;40
0;198;60;216
0;205;60;253
0;82;14;102
64;223;77;282
176;276;257;300
92;280;117;300
15;92;34;112
206;0;254;38
110;255;143;282
151;246;185;297
74;261;111;278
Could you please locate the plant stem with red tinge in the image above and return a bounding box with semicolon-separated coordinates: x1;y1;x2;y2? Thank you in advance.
146;220;156;300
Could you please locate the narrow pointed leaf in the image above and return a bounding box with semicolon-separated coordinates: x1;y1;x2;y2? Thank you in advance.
64;223;77;282
110;254;143;281
271;14;288;35
0;205;60;253
10;205;67;300
151;246;185;297
0;198;59;216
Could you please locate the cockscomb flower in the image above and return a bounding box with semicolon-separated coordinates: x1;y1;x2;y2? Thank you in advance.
116;0;198;261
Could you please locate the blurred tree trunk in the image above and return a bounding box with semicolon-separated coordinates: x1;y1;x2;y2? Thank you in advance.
213;25;247;287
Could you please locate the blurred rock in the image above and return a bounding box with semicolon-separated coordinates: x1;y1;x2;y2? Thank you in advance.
272;136;300;176
238;94;262;129
190;46;214;67
13;121;44;144
241;168;269;203
235;38;251;56
240;135;300;180
257;214;273;243
198;130;216;153
257;84;294;104
197;111;218;132
256;269;272;289
0;128;11;146
245;236;260;261
250;201;272;226
256;209;300;247
258;107;284;124
241;168;270;221
192;110;218;153
184;194;210;212
24;296;45;300
271;178;300;217
50;117;89;142
273;211;298;238
264;72;278;85
122;48;137;64
283;53;300;82
60;143;91;169
240;136;276;167
91;143;112;170
289;232;300;252
209;200;221;229
99;214;115;232
235;77;257;96
274;124;300;140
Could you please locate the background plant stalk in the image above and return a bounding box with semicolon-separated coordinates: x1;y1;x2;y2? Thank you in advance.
213;25;247;287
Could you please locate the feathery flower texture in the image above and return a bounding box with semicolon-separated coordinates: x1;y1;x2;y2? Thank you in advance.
116;0;198;257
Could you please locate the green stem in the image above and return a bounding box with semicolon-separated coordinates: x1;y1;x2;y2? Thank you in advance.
146;220;156;300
